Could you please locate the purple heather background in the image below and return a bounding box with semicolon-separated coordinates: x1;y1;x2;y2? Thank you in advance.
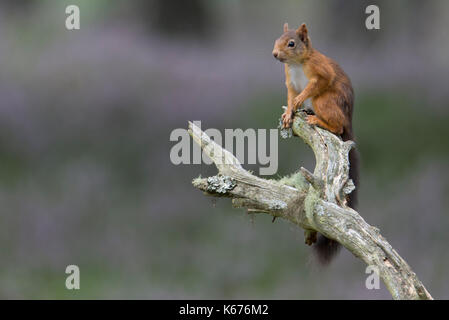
0;0;448;299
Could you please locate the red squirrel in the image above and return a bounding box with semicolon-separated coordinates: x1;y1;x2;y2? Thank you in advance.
273;23;359;264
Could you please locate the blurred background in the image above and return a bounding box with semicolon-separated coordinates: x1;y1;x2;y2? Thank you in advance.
0;0;448;299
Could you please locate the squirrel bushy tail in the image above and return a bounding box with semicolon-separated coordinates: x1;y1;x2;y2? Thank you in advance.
313;128;359;265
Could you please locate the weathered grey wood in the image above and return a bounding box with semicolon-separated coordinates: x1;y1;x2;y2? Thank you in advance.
187;111;432;300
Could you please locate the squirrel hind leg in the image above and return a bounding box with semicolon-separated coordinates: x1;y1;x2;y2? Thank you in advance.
311;97;346;135
306;115;343;135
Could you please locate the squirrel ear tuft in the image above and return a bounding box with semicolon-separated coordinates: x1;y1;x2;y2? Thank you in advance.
296;23;308;43
283;22;289;32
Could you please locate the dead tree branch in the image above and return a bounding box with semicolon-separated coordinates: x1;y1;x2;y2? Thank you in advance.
188;111;432;300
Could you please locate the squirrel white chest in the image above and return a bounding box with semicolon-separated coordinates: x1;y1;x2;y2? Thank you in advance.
288;64;308;92
287;64;312;109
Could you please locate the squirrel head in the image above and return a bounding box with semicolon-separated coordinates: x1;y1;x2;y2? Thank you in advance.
272;23;312;64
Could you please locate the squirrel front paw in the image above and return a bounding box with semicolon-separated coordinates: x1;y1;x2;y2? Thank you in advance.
281;111;293;128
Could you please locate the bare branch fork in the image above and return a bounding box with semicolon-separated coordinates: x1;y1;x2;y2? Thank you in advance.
188;110;432;300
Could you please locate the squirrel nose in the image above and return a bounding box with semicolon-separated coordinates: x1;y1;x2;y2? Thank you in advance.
273;51;278;58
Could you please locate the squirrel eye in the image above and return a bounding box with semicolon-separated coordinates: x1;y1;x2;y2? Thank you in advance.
288;41;295;47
